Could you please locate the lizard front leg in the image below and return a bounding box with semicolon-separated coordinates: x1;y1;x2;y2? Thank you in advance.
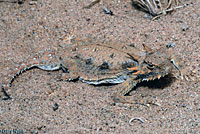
113;78;140;104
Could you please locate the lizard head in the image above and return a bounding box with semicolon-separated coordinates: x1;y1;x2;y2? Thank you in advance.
127;44;184;81
141;44;184;81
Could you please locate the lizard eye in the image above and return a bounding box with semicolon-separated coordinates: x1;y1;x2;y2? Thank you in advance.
147;63;155;70
144;61;155;70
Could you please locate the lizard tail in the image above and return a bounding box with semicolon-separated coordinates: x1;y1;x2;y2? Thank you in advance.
2;50;61;99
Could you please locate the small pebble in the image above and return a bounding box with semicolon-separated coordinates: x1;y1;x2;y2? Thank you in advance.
167;42;176;48
181;103;187;108
103;7;114;16
182;22;188;31
29;1;37;5
143;14;153;19
53;103;59;111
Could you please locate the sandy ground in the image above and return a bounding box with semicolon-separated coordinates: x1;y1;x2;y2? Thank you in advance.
0;0;199;133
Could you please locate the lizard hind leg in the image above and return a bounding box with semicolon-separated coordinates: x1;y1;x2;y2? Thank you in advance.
58;58;80;81
1;50;61;99
113;78;161;106
58;72;79;82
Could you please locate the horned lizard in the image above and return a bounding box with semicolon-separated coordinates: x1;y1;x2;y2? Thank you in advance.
1;39;183;104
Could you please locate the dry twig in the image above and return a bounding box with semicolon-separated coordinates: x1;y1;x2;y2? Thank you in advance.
132;0;187;19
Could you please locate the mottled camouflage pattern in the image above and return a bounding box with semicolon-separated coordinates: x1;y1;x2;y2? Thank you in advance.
2;40;182;103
